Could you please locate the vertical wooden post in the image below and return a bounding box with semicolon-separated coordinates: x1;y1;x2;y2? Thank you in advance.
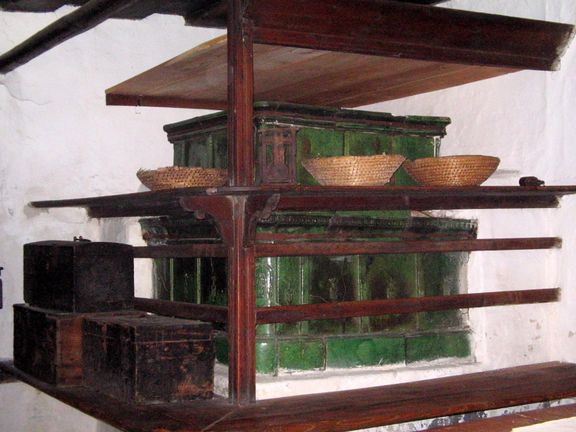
228;0;254;187
227;197;256;404
227;0;256;404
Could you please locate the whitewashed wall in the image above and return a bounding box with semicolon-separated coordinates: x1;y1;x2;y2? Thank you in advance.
0;1;575;430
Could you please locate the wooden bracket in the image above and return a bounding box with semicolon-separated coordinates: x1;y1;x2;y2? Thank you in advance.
179;196;234;245
179;194;280;247
245;193;280;246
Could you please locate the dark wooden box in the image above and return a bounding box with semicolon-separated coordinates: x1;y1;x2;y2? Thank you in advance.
83;314;214;404
13;304;142;386
24;240;134;313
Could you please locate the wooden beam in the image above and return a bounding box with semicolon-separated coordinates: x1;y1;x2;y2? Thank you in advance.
0;0;140;73
184;0;450;28
250;0;575;70
255;237;562;257
133;297;228;324
256;288;560;324
227;0;254;187
2;361;576;432
105;93;225;110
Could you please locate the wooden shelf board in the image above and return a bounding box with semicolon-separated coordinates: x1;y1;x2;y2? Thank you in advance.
2;361;576;432
29;185;576;218
105;35;517;110
429;403;576;431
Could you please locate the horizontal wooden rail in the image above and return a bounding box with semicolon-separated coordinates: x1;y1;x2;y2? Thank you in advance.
2;361;576;431
255;237;561;257
133;244;226;258
256;288;560;324
133;297;228;324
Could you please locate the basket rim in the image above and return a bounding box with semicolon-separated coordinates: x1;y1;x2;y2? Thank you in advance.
407;155;500;165
303;154;405;163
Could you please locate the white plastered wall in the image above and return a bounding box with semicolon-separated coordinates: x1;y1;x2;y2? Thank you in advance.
0;1;575;430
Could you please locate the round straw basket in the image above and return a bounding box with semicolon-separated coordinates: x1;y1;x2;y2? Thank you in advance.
403;155;500;186
301;154;405;186
137;167;227;190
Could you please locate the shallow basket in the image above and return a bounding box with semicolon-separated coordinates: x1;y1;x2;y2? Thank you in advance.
301;154;406;186
403;155;500;186
137;166;227;190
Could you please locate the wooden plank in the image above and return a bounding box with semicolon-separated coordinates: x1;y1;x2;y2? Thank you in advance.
28;185;576;218
251;0;574;70
255;237;562;257
105;35;517;109
208;363;576;432
133;244;227;258
2;361;576;431
429;403;576;431
0;361;230;432
185;0;451;28
133;297;228;324
256;288;560;324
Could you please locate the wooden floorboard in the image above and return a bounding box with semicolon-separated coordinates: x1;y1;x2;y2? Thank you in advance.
2;361;576;431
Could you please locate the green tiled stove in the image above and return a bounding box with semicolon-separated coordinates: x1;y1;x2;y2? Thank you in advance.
140;103;475;374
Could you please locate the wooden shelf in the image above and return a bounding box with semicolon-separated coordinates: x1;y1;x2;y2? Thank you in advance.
429;403;576;431
2;361;576;432
29;185;576;218
105;0;574;110
105;35;516;110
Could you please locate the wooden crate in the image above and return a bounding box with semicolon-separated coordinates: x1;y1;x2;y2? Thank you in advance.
24;240;134;313
83;314;214;404
13;304;142;386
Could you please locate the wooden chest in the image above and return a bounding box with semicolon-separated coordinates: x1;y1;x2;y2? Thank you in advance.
13;304;142;386
82;314;214;404
24;240;134;313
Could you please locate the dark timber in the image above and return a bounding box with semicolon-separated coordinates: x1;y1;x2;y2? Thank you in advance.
2;361;576;431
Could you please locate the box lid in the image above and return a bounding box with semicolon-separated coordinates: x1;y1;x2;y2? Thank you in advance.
84;314;213;341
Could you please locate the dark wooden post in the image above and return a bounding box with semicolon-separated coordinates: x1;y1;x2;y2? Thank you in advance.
227;0;257;404
228;0;255;187
227;196;257;404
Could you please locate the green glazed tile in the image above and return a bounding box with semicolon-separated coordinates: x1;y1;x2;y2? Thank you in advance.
366;254;418;332
296;128;344;184
308;255;355;335
278;339;324;371
344;131;391;156
417;253;468;330
214;337;278;375
255;257;277;336
256;340;278;374
406;332;471;363
326;336;405;368
391;136;437;185
277;257;310;336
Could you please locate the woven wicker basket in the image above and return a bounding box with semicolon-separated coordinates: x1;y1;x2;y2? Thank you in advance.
403;155;500;186
137;167;227;190
301;154;405;186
